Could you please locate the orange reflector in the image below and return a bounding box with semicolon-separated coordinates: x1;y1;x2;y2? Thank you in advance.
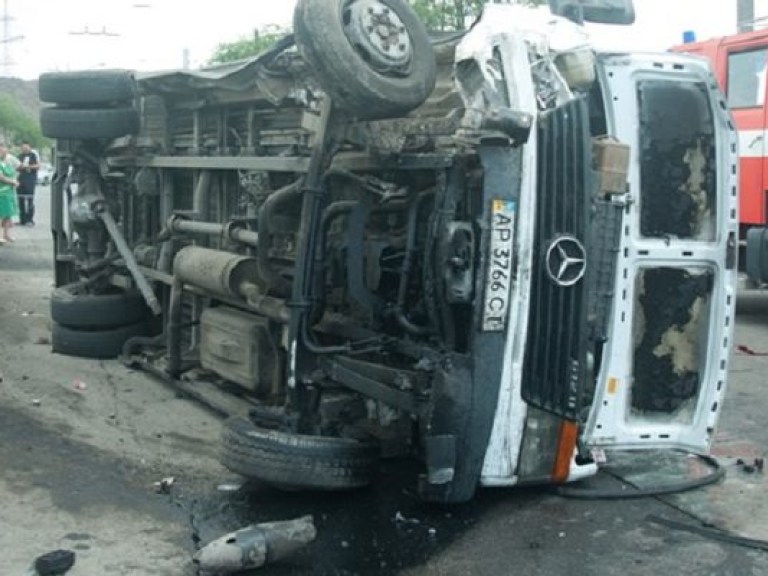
607;377;619;395
552;421;579;484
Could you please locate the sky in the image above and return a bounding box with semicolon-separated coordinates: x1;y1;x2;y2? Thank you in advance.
0;0;749;80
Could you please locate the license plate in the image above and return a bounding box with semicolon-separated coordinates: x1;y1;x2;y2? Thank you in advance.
482;199;516;332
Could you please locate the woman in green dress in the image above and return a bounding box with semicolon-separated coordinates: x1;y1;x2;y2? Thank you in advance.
0;142;19;244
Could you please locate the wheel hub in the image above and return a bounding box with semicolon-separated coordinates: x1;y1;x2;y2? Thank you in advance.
344;0;412;73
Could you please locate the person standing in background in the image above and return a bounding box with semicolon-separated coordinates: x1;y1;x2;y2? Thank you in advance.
0;143;19;244
16;141;39;226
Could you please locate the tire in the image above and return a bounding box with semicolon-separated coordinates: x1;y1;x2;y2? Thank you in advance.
51;283;150;329
293;0;436;119
40;106;140;139
221;417;378;490
39;69;137;105
52;320;152;359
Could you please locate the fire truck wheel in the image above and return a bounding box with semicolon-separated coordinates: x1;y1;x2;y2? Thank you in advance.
221;417;379;490
51;283;150;329
293;0;436;119
40;106;140;140
51;320;153;360
39;70;137;105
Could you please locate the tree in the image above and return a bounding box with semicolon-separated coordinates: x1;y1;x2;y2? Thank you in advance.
208;25;290;65
206;1;551;64
0;95;46;150
408;0;548;31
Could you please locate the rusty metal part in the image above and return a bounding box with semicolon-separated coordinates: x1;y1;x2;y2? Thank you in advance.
167;279;184;378
344;0;412;74
168;216;259;247
174;246;261;300
193;515;316;573
96;204;162;315
173;246;289;323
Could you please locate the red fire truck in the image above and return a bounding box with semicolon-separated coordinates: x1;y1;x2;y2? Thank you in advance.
673;30;768;282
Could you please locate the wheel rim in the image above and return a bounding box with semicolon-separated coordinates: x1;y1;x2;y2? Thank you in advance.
343;0;413;76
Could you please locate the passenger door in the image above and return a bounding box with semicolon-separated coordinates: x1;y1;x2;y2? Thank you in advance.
582;52;739;453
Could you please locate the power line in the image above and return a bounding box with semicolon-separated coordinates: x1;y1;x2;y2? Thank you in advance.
0;0;24;77
68;25;121;37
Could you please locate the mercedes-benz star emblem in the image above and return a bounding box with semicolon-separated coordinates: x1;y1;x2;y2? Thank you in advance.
545;236;587;287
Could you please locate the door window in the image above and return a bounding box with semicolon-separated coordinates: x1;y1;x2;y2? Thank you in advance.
637;80;716;241
727;48;768;109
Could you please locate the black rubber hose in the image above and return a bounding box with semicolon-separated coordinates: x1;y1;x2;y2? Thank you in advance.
121;332;166;359
646;514;768;552
257;181;301;296
556;454;724;500
394;190;435;336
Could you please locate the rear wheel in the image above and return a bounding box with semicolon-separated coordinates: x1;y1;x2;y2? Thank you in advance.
39;70;137;105
293;0;436;119
221;417;379;490
52;320;153;359
40;106;140;139
51;283;149;329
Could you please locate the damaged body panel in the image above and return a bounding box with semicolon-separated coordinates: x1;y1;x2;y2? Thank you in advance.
583;53;738;452
41;0;736;502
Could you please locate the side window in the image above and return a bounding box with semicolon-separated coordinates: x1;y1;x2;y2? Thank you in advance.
727;48;768;108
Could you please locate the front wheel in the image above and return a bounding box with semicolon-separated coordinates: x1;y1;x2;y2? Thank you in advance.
293;0;437;119
221;417;379;490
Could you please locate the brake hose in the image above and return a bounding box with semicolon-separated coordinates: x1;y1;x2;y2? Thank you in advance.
556;454;725;500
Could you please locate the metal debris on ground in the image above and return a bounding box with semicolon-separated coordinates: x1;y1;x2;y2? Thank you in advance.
153;477;175;494
394;511;420;525
736;344;768;356
216;482;243;493
31;549;76;575
736;458;765;474
193;515;316;574
72;379;87;391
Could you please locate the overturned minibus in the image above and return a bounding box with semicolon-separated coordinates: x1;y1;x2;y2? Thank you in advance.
40;0;737;503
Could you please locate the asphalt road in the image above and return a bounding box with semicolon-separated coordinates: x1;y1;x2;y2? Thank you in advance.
1;186;767;575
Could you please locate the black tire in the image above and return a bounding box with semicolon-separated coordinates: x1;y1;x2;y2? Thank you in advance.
39;69;136;105
52;320;152;359
51;283;150;329
293;0;436;119
221;417;378;490
40;106;139;139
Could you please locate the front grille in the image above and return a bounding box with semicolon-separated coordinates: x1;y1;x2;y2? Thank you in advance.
522;97;592;420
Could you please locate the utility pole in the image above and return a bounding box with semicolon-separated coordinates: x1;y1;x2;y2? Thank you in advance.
0;0;24;77
738;0;755;32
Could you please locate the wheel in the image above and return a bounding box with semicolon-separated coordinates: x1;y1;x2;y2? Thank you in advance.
39;69;137;105
40;106;140;139
221;417;379;490
293;0;436;119
51;283;150;329
52;320;152;359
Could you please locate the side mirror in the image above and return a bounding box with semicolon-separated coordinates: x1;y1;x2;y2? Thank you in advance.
548;0;636;25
